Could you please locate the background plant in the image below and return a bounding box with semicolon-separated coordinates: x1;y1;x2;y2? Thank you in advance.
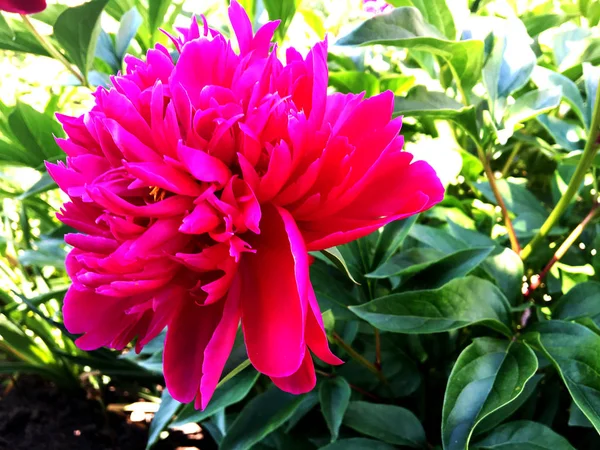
1;0;600;449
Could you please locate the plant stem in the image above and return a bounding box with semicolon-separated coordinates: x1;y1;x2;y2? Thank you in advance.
501;142;522;178
333;332;387;384
315;370;383;401
374;328;382;371
521;88;600;260
19;14;86;86
476;144;522;253
216;359;251;389
524;202;599;297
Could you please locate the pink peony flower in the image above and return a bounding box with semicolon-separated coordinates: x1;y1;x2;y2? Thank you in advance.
363;0;393;14
47;1;444;409
0;0;46;14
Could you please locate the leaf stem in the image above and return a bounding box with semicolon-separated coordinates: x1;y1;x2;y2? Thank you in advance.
216;359;251;390
19;14;86;86
521;87;600;260
524;202;599;297
501;142;522;178
476;144;521;254
333;332;387;384
374;328;382;371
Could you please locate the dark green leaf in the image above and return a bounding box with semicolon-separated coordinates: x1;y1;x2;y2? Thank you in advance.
471;420;575;450
537;115;585;151
285;391;319;432
367;247;446;279
148;0;170;39
319;438;396;450
220;387;305;450
8;102;63;167
568;400;594;428
371;215;418;270
171;365;259;427
350;276;512;336
320;247;360;285
146;389;181;449
524;320;600;433
343;401;426;448
408;224;466;254
553;281;600;328
54;0;109;80
379;75;415;95
442;338;538;450
337;7;484;91
319;377;351;442
0;13;14;39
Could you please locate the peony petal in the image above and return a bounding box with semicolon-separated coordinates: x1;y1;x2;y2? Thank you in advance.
177;141;232;185
239;204;308;377
270;349;316;395
306;286;343;365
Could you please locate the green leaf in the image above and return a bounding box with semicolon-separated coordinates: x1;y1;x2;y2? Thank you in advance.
408;224;468;254
116;7;142;60
342;401;426;448
371;215;418;270
399;246;494;291
285;391;319;432
320;247;360;285
337;7;484;91
146;389;181;449
584;63;600;129
170;365;259;427
379;75;415;96
471;420;575;450
263;0;298;43
402;0;456;40
553;281;600;328
31;5;69;25
498;88;562;144
531;66;586;127
475;179;547;217
394;86;478;140
319;377;351;442
18;173;57;200
568;400;594;428
54;0;109;80
329;71;379;97
475;375;542;435
368;247;445;279
0;13;14;40
537;115;585;151
148;0;170;39
319;439;396;450
8;102;63;169
220;387;306;450
524;320;600;433
442;338;538;450
484;19;536;124
349;276;512;336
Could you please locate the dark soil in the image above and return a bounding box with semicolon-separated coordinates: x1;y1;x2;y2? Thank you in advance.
0;376;213;450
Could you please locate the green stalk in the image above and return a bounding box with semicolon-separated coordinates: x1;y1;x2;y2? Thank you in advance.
20;14;86;86
521;88;600;260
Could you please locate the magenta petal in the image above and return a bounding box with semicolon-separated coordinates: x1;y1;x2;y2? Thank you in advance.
271;349;316;395
199;275;242;409
177;141;232;185
240;204;308;377
306;287;343;365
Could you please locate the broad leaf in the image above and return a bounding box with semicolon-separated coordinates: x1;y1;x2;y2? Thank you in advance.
170;365;259;427
371;215;418;270
394;86;478;140
329;71;379;97
553;281;600;328
531;65;586;127
475;179;547;217
319;377;351;442
471;420;575;450
442;338;538;450
263;0;298;42
524;321;600;433
148;0;170;39
220;387;306;450
319;439;396;450
54;0;109;80
337;7;484;91
350;276;512;336
343;401;426;447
